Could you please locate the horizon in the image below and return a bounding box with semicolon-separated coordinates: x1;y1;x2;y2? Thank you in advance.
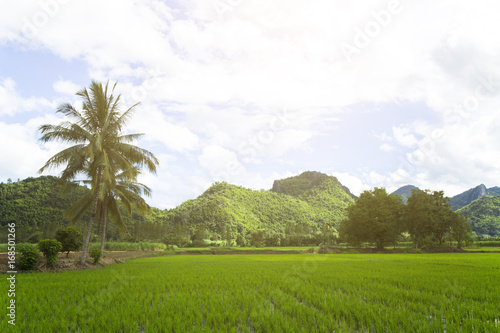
1;1;500;209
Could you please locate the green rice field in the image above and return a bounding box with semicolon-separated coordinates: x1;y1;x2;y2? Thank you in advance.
4;253;500;332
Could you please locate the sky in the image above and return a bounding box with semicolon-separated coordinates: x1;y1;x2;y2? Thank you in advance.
1;0;500;209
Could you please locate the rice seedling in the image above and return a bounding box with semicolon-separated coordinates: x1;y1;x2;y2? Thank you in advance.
3;253;499;332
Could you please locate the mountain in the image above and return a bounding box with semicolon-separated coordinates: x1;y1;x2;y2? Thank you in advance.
167;172;356;239
457;195;500;237
450;184;490;211
487;186;500;196
0;176;159;243
271;171;357;200
391;185;419;204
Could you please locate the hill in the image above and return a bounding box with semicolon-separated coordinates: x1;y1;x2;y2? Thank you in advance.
166;172;356;241
0;176;157;243
457;195;500;237
391;185;419;204
449;184;500;210
0;176;90;242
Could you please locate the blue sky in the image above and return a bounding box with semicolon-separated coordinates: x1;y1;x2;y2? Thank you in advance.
1;0;500;209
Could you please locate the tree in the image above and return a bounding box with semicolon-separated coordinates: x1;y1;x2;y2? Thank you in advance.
339;188;403;250
404;189;470;248
65;166;151;255
38;239;63;268
55;226;83;257
38;81;159;264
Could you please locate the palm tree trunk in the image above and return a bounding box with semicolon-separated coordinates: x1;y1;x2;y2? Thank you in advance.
100;195;108;255
81;171;101;264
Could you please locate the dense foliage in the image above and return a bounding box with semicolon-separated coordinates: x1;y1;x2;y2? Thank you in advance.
0;176;149;243
457;195;500;237
17;243;40;271
9;254;500;332
55;226;83;256
340;188;403;249
0;176;89;242
404;190;470;247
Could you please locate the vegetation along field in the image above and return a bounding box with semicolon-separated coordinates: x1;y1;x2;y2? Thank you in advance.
4;253;499;332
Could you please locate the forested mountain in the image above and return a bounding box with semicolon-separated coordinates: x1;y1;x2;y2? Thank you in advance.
166;172;356;241
449;184;488;210
0;176;150;242
391;185;419;204
0;176;89;242
457;195;500;237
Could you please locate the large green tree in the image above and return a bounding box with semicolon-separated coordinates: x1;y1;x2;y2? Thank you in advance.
38;81;158;264
339;188;403;250
404;189;468;248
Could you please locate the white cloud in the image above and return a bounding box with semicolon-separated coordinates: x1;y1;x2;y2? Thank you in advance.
379;143;395;152
2;1;500;206
393;126;419;147
0;78;53;116
198;145;245;183
52;79;80;96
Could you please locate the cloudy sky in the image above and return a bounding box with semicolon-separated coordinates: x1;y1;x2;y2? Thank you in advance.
1;0;500;209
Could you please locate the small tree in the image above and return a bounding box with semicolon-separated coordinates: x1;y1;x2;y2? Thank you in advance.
55;226;83;257
89;248;102;265
38;239;62;268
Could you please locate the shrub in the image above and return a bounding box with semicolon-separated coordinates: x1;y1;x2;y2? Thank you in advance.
18;244;40;270
318;243;330;254
38;239;62;268
191;239;209;248
55;226;83;256
90;248;102;265
162;234;189;248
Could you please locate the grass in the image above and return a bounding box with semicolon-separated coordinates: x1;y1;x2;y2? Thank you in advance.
463;247;500;252
6;253;500;332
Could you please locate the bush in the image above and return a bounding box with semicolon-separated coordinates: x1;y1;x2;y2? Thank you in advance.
318;243;330;254
162;234;189;248
90;248;102;265
191;239;209;248
55;226;83;256
38;239;62;268
18;244;40;270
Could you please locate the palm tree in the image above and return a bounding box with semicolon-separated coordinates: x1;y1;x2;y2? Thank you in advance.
39;81;158;264
66;166;151;254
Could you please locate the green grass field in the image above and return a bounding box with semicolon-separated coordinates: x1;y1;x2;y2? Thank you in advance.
4;253;500;332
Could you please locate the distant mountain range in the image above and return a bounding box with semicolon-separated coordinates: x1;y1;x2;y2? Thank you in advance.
3;172;499;241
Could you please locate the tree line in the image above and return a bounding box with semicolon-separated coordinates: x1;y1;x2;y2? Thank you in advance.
339;188;472;250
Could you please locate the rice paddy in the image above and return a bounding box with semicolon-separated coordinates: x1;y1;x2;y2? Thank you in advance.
4;253;500;332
